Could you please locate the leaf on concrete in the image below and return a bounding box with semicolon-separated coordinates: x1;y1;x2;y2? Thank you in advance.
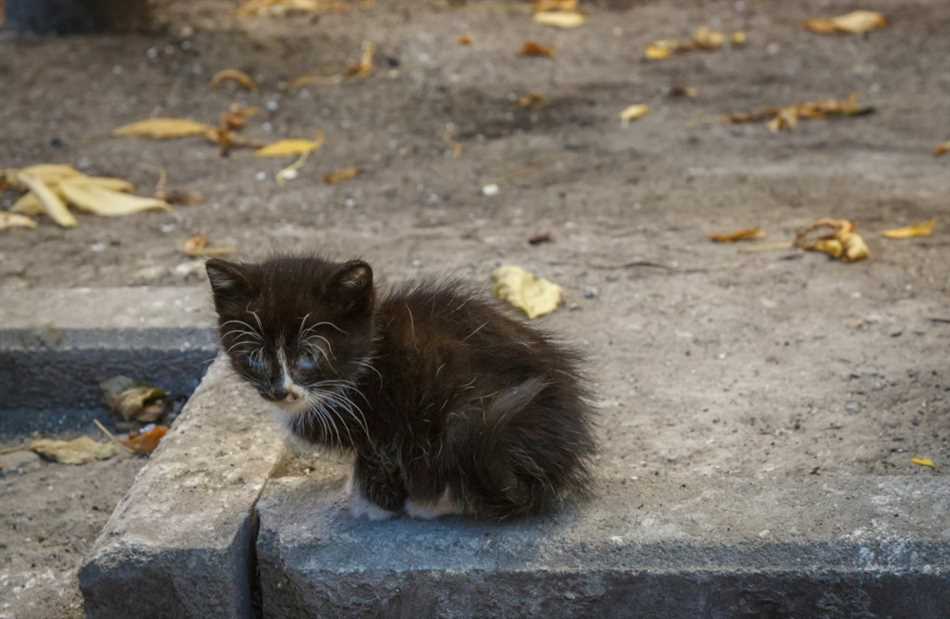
709;227;766;243
492;265;564;319
122;425;169;456
881;220;935;239
59;180;171;217
619;104;650;124
256;131;326;157
516;93;546;108
726;94;873;132
114;117;216;139
794;218;869;262
520;41;555;58
934;142;950;157
534;0;577;10
0;212;37;230
237;0;349;17
533;11;586;28
17;172;78;228
183;233;238;257
210;68;258;91
805;10;887;35
101;376;170;423
323;166;361;185
691;26;725;49
912;457;936;469
457;35;473;46
31;437;117;465
345;41;376;79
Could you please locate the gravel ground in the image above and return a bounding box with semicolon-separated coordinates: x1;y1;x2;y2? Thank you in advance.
1;0;949;616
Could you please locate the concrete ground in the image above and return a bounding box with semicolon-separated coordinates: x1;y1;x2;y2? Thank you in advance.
2;0;949;616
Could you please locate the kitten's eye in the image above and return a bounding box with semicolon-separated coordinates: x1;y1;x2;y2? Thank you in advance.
297;351;318;371
245;354;268;373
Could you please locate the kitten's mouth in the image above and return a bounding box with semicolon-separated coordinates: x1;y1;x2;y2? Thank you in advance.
268;386;311;414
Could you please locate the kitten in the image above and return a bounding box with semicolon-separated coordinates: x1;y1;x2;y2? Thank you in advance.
206;255;596;520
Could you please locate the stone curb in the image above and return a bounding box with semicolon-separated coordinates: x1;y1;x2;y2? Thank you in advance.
256;474;950;618
0;286;215;435
78;356;288;618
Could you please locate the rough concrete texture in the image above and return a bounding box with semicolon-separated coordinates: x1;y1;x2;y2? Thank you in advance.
78;355;287;619
0;286;215;433
257;471;950;618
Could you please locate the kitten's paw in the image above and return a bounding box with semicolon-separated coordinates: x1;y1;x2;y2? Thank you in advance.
349;487;397;521
404;490;463;520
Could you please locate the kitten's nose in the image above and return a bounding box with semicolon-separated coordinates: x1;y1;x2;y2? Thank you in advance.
270;386;299;402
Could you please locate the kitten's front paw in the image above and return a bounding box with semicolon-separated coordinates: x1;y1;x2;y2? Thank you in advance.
349;487;397;521
404;490;463;520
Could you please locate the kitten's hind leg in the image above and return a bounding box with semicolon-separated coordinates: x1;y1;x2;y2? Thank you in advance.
348;454;406;521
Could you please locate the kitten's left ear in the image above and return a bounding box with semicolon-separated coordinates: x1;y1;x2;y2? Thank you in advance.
329;260;374;313
206;259;256;300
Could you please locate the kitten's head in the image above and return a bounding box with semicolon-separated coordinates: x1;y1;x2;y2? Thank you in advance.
206;256;375;416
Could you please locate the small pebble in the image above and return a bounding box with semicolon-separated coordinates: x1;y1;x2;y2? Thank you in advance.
481;183;499;197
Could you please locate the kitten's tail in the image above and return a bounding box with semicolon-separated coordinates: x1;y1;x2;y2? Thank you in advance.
454;377;592;520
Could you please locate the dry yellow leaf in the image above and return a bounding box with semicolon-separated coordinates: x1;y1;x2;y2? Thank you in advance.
795;218;869;262
183;234;238;257
709;227;766;243
256;131;326;157
114;118;216;139
211;68;257;91
520;41;555;58
881;220;936;239
692;26;725;49
912;457;936;469
728;95;872;131
620;104;650;124
345;41;376;79
533;11;586;28
457;35;473;46
934;142;950;157
516;93;545;108
323;166;361;185
14;164;81;186
17;172;77;228
492;265;564;319
0;212;37;230
731;31;747;45
11;176;133;216
805;10;887;34
31;437;117;465
645;39;681;60
59;180;171;217
534;0;576;11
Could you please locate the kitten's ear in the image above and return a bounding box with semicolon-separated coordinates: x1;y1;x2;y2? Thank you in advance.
206;259;255;300
328;260;374;313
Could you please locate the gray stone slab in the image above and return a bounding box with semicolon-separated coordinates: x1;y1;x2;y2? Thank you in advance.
79;355;288;619
257;472;950;618
0;286;216;434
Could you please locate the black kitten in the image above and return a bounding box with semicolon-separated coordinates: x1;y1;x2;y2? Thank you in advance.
206;255;596;520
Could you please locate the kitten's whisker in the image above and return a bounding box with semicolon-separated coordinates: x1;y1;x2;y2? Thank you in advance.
219;320;263;337
246;308;264;333
297;312;312;342
463;321;489;342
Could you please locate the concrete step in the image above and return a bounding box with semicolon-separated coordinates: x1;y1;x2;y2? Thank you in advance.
256;473;950;617
0;286;215;436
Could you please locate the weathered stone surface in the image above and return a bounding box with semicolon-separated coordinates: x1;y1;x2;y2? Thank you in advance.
0;286;215;434
257;473;950;618
79;356;287;619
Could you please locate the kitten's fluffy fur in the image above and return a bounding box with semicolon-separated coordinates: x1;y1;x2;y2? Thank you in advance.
207;256;596;520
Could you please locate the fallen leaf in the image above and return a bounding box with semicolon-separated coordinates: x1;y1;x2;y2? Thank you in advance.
881;220;936;239
121;425;169;455
731;31;747;45
323;166;361;185
0;212;37;230
113;117;216;139
709;227;766;243
237;0;349;17
211;68;258;91
345;41;376;78
516;93;545;108
31;437;117;465
619;104;650;124
934;142;950;157
183;233;238;257
794;218;869;262
669;85;699;98
912;457;936;469
17;172;78;228
13;164;81;185
520;41;555;58
58;180;171;217
644;39;683;60
528;232;553;245
727;94;873;131
220;105;260;131
101;376;170;423
457;35;473;46
492;265;564;319
533;11;586;28
692;26;725;49
805;10;887;35
256;131;326;157
534;0;576;10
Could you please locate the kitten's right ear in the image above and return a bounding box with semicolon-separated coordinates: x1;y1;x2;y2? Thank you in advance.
206;259;255;300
